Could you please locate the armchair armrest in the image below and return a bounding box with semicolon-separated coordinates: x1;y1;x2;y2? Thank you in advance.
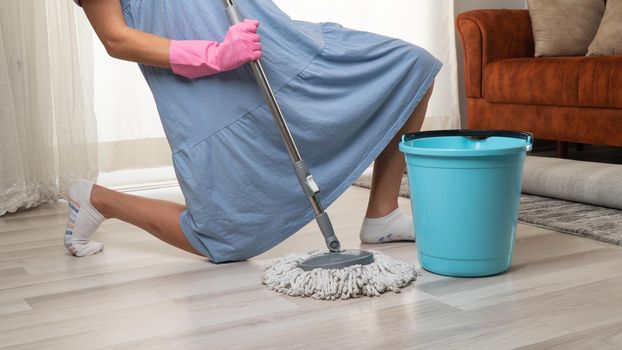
456;9;534;98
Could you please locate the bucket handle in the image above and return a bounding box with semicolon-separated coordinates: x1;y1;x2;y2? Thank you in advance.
402;129;533;151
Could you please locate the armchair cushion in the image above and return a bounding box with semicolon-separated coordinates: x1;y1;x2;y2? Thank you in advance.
485;56;622;109
528;0;605;57
588;0;622;56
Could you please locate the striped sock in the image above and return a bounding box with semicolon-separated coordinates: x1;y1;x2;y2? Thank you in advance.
64;179;105;257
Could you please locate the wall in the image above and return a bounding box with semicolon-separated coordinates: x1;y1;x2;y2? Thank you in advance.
454;0;527;126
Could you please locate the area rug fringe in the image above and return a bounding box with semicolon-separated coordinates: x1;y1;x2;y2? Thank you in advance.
261;250;418;300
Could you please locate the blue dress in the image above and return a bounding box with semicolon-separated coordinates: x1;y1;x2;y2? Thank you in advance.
117;0;442;262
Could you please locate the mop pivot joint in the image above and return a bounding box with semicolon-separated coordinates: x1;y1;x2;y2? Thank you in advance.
315;212;340;252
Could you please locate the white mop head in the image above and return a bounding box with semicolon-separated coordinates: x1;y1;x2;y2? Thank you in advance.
261;250;418;300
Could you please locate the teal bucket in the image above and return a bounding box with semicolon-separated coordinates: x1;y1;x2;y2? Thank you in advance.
398;130;533;277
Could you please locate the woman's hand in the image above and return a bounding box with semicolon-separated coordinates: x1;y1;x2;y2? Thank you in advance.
218;20;263;72
169;20;262;79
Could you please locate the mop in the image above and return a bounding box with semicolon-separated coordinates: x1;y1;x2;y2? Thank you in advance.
223;0;418;300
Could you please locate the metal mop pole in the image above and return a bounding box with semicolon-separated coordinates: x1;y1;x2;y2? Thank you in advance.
223;0;341;252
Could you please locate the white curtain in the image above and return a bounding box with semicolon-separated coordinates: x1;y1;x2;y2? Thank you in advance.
0;0;97;215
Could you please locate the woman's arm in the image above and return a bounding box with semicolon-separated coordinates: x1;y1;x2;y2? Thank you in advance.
79;0;261;78
80;0;170;68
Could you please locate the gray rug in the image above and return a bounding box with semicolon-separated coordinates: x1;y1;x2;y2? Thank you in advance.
522;156;622;210
353;173;622;247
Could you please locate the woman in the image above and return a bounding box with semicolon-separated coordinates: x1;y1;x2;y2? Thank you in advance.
67;0;441;262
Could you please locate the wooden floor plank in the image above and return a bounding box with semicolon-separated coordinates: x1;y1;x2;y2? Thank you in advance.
517;320;622;350
0;299;31;316
0;331;112;350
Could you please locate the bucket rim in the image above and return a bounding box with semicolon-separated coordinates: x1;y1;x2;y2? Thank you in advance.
399;129;533;157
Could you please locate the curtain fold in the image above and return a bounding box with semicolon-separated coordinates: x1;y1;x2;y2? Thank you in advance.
0;0;97;216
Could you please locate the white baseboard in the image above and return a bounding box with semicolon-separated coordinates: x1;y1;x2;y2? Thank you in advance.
98;166;178;192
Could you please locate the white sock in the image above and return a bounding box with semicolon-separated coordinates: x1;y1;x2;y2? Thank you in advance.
359;208;415;244
64;179;106;257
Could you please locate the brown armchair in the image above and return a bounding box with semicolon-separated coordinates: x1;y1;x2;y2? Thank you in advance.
456;9;622;148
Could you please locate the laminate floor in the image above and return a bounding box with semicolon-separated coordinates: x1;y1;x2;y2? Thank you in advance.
1;185;621;349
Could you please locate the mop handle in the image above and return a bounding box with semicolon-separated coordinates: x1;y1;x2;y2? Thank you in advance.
223;1;301;163
223;0;341;252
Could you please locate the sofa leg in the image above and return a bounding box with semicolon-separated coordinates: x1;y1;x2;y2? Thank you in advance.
557;141;568;158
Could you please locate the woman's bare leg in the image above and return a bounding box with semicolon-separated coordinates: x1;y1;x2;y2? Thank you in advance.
90;185;204;257
365;85;434;218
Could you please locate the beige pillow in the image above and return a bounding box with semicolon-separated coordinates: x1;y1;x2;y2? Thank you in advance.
528;0;605;57
588;0;622;56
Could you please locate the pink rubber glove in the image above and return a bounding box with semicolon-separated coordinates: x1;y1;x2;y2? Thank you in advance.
169;19;262;79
